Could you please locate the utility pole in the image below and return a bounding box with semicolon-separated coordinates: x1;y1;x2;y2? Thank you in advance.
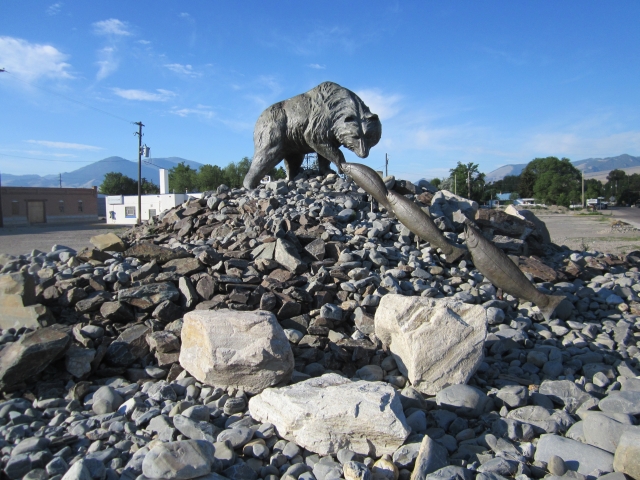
385;153;388;177
581;171;584;207
134;121;144;225
467;170;471;199
0;172;3;228
59;173;62;188
454;174;457;196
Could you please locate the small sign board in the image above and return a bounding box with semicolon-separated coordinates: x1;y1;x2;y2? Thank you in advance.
107;195;124;205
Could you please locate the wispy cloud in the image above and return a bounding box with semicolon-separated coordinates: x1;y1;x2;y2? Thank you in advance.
0;36;73;81
356;88;402;119
96;47;118;81
92;19;132;80
308;63;325;70
47;2;62;15
179;12;191;19
93;19;132;36
171;104;214;119
26;140;101;150
266;25;373;56
138;40;151;45
164;63;200;77
112;88;176;101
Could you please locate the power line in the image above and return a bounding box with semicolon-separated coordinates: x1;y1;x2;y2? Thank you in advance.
0;69;132;124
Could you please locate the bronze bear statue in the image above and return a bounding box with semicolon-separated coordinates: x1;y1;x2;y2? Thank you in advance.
243;81;382;189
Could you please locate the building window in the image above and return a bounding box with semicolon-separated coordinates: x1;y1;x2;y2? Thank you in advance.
125;206;136;217
78;200;83;212
59;200;64;213
11;201;19;215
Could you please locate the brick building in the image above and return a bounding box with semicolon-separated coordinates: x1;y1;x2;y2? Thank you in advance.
0;186;99;226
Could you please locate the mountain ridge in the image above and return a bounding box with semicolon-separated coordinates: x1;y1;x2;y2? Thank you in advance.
2;157;205;189
486;154;640;183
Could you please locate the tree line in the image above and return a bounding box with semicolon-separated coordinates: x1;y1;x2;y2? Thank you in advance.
430;156;626;207
99;157;286;195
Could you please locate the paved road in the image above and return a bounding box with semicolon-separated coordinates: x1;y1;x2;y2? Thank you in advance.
0;223;128;257
605;206;640;229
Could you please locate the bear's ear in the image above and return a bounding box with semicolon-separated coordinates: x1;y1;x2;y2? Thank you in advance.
365;113;379;122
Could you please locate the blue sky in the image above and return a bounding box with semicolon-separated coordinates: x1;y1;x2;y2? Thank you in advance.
1;2;639;181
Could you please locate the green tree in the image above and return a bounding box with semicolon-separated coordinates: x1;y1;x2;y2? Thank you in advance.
519;169;536;198
141;178;160;194
448;162;486;201
100;172;138;195
430;178;442;189
269;166;287;180
520;157;581;206
197;164;225;191
169;162;198;193
509;192;520;201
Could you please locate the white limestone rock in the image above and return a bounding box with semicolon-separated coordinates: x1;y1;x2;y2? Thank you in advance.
179;309;294;394
248;373;410;456
374;295;487;395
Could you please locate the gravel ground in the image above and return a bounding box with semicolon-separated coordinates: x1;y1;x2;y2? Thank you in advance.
540;212;640;255
0;223;128;256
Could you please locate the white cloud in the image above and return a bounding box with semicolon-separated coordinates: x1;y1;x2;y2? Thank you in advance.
0;36;73;81
93;19;131;36
138;39;151;45
164;63;200;77
26;140;101;150
525;130;640;159
171;105;214;119
112;88;176;101
96;46;118;80
355;88;402;119
47;3;62;15
179;12;191;19
308;63;325;70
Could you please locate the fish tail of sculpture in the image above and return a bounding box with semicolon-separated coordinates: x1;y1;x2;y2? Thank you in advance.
539;294;565;322
445;246;467;264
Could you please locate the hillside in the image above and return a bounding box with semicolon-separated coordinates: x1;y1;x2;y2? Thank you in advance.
486;154;640;183
1;157;204;189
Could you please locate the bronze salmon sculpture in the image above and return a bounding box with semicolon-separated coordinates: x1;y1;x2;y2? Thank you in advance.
465;223;565;321
341;162;394;213
387;190;466;264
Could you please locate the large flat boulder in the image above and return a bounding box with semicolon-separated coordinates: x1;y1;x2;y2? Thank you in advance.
534;433;614;475
90;232;126;252
0;327;70;390
248;373;410;456
179;309;294;394
124;243;189;264
375;295;487;395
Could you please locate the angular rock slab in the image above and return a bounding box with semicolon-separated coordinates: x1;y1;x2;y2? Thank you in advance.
90;232;126;252
179;309;294;394
0;271;54;330
0;327;69;390
375;295;487;395
248;373;410;456
142;439;216;480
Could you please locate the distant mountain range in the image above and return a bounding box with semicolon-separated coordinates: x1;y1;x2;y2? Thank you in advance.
1;157;204;189
485;154;640;183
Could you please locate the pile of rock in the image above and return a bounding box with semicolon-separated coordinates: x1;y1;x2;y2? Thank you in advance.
0;172;638;480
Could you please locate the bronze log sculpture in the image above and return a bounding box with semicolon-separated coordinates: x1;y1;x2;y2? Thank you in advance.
243;81;568;320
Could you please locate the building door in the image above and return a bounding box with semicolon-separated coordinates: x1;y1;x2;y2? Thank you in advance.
27;201;46;224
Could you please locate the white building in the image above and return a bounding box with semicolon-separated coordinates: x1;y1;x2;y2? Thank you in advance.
106;169;203;225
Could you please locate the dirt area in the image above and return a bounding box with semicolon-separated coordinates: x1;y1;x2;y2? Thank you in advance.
0;223;128;257
535;207;640;255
